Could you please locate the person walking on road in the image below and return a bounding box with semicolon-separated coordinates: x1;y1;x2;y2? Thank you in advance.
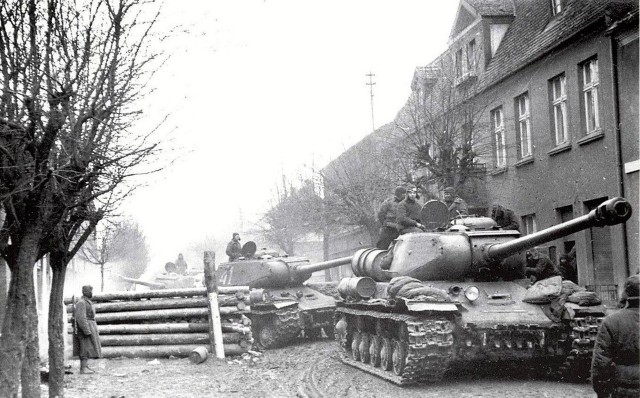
226;233;242;262
591;274;639;398
74;285;102;374
375;186;406;249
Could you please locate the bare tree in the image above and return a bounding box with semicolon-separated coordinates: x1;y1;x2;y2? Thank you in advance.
395;50;493;201
0;0;165;396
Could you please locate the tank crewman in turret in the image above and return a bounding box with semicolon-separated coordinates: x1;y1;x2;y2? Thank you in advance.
175;253;188;274
591;274;639;398
558;246;578;283
376;186;406;249
396;185;425;234
489;203;520;231
226;233;242;262
74;285;102;374
524;249;560;283
443;186;468;220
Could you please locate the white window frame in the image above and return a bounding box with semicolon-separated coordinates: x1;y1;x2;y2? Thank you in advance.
551;74;568;145
522;214;537;235
466;39;476;73
516;93;532;158
491;107;506;168
582;58;600;133
551;0;563;15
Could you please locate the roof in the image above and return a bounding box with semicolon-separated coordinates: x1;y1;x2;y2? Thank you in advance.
481;0;638;89
464;0;515;16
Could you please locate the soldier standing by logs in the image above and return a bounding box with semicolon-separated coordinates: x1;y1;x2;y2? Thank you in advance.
226;233;242;262
74;285;102;374
375;186;406;249
591;274;640;398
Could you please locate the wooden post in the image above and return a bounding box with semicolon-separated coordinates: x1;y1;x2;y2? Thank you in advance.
204;251;225;359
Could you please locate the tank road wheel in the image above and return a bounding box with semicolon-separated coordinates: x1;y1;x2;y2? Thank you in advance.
305;328;322;340
256;319;279;349
380;338;394;371
392;340;408;376
359;333;371;364
351;331;362;361
369;335;382;368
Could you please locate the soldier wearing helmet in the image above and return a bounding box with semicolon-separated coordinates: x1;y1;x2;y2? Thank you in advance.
591;274;639;398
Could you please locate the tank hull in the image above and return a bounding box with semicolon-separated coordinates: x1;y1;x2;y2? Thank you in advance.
335;280;605;385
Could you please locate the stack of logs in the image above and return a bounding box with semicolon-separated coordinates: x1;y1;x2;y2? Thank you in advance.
65;286;252;358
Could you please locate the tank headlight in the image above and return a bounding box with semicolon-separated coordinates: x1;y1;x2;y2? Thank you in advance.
464;286;480;302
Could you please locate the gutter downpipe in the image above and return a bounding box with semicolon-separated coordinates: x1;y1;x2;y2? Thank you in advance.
608;31;630;277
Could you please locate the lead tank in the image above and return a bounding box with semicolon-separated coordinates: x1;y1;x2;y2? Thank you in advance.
331;197;632;385
216;243;349;348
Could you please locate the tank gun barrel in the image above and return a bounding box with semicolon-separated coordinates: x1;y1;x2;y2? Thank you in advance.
486;197;632;260
118;275;166;289
295;256;353;274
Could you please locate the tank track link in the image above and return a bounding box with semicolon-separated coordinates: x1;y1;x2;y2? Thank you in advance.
557;315;603;380
253;306;301;348
336;307;453;385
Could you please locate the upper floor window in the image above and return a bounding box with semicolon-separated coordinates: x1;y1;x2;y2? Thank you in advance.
550;73;568;145
551;0;564;15
455;48;463;79
466;39;476;73
580;58;600;134
491;107;506;168
515;93;532;158
521;213;537;235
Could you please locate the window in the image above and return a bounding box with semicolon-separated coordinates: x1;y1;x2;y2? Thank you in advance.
550;74;568;145
581;58;600;134
455;48;463;79
491;107;506;168
551;0;564;15
466;39;476;72
515;93;532;158
521;214;537;235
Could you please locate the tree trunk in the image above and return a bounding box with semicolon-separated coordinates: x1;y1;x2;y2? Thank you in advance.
48;255;67;398
0;230;41;397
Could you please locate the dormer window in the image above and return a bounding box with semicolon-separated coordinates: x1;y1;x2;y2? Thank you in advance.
551;0;565;16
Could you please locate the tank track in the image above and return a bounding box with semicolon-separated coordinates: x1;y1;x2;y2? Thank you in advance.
336;307;454;385
556;315;603;381
253;306;301;348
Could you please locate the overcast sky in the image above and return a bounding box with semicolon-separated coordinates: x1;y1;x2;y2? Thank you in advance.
124;0;459;269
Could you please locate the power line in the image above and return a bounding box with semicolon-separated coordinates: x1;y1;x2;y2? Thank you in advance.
366;72;376;131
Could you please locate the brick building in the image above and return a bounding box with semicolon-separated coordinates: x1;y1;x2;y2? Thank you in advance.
326;0;639;300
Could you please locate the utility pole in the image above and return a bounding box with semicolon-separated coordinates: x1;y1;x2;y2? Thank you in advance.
366;72;376;131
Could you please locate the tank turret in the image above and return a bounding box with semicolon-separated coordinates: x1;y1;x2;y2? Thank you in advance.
332;197;632;385
216;243;349;349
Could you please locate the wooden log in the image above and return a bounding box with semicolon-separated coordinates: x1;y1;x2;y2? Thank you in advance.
64;294;250;313
67;322;251;335
63;285;250;304
85;306;250;324
99;332;241;346
100;343;248;358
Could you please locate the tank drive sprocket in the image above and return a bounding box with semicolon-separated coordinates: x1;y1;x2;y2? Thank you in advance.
336;307;454;385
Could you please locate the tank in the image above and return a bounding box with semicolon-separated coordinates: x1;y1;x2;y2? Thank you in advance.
118;263;204;290
216;242;350;348
331;197;632;385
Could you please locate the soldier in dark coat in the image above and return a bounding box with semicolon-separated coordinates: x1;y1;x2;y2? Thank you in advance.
375;186;406;249
558;247;578;283
443;186;468;220
489;203;520;231
74;285;101;374
524;250;560;283
175;253;188;274
226;233;242;262
396;186;425;234
591;274;640;398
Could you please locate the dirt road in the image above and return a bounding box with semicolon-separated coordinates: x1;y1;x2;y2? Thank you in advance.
47;338;597;397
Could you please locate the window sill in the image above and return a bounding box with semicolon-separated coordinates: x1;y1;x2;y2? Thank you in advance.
514;156;534;167
488;167;507;176
547;142;572;156
577;129;604;146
